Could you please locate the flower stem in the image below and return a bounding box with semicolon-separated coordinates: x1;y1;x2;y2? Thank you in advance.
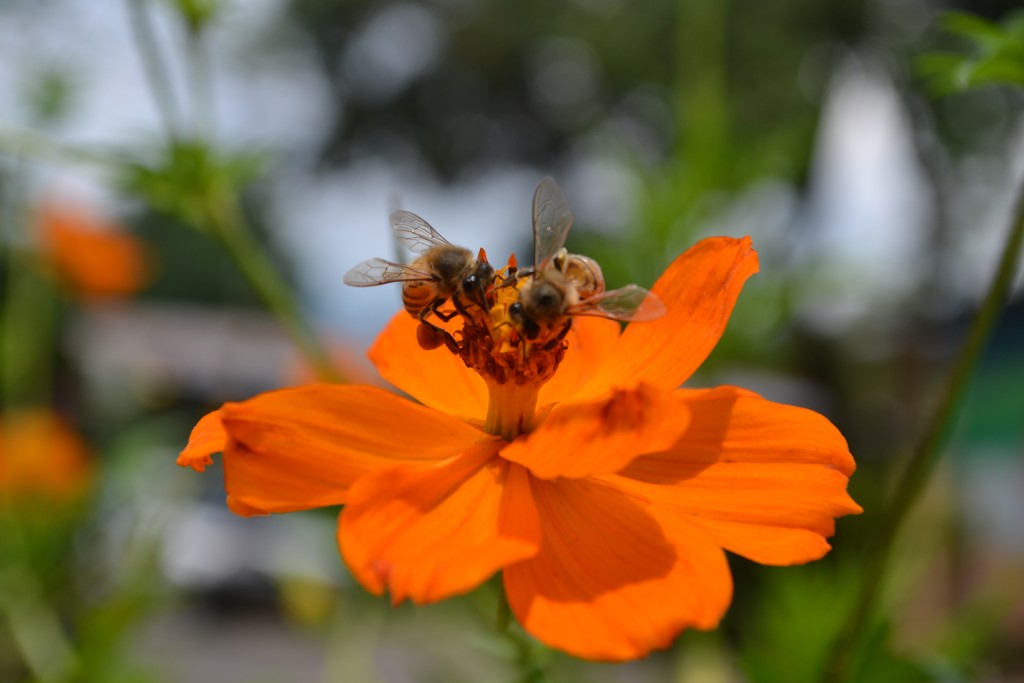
0;564;80;683
1;159;21;412
0;124;113;169
125;0;182;139
184;21;215;139
484;381;540;440
206;194;344;383
496;584;513;632
821;169;1024;682
495;595;548;683
124;0;343;383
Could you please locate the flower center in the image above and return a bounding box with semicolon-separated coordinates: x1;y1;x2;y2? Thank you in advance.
448;261;569;439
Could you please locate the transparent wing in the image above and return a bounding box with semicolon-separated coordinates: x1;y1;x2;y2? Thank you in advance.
532;177;573;269
343;258;434;287
391;210;452;254
568;284;666;322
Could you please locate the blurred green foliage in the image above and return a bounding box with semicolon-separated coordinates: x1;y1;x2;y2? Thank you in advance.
122;141;262;236
918;11;1024;93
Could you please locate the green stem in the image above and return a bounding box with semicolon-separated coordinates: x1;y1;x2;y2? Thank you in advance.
1;158;19;412
673;0;728;178
494;583;548;683
0;160;57;410
0;123;113;169
126;0;182;139
0;564;80;683
207;195;344;383
496;583;513;632
124;0;341;383
821;169;1024;682
185;24;215;139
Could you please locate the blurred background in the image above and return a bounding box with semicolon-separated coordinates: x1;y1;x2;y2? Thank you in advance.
1;0;1023;681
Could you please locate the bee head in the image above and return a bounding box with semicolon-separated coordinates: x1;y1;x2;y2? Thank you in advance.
508;301;540;340
520;274;568;325
461;259;496;309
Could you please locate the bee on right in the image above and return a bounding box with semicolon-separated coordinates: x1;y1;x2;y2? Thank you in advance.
508;177;666;344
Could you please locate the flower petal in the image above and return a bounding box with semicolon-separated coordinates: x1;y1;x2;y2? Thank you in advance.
38;200;150;300
216;384;492;516
177;409;227;472
500;383;689;479
1;409;93;502
340;446;541;604
537;317;621;408
609;386;862;565
575;236;759;399
369;312;488;422
504;477;732;661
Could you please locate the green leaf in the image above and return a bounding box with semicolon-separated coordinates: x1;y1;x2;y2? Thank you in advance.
120;140;263;232
917;10;1024;94
941;12;1005;48
968;56;1024;87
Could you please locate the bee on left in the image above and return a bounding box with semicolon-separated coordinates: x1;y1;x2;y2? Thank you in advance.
344;210;494;352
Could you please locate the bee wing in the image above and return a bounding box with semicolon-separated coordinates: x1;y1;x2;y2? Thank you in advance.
391;210;452;254
568;284;667;322
343;258;434;287
532;176;574;270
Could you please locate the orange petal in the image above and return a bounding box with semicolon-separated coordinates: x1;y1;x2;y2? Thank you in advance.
574;237;759;399
177;409;227;472
626;386;857;474
37;201;150;300
369;312;488;422
537;317;621;408
339;445;541;604
218;384;493;516
610;386;862;565
504;477;732;661
0;409;93;502
500;383;689;479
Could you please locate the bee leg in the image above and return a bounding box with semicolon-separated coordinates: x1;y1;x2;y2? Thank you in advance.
496;268;526;289
441;331;462;355
542;319;573;351
452;291;485;320
473;276;493;308
418;304;460;353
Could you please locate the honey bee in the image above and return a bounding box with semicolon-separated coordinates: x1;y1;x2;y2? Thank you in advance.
553;249;604;300
509;177;665;341
344;210;494;350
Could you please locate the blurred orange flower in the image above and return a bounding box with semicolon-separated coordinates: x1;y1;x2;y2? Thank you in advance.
36;200;150;300
179;237;861;661
0;409;93;504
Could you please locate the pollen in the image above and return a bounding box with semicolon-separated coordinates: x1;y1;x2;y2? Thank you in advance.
454;260;567;388
425;258;573;440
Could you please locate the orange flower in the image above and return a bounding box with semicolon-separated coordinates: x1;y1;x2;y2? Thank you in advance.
179;237;861;661
36;199;150;300
0;409;93;504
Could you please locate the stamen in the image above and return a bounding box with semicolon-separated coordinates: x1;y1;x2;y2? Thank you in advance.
448;259;569;438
